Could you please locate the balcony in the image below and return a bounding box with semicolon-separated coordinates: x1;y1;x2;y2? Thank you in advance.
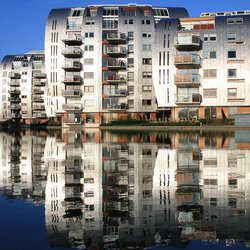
33;79;46;86
107;103;128;111
8;72;21;79
62;75;82;84
33;95;44;102
9;97;21;103
105;89;127;97
9;80;20;87
107;32;126;44
174;54;201;69
62;34;83;45
10;104;21;110
33;104;45;110
174;33;200;51
106;60;126;70
106;74;126;84
61;48;82;58
9;88;21;95
175;94;201;105
106;46;126;57
33;72;46;79
62;90;82;98
174;74;201;87
62;62;82;71
62;117;83;125
33;88;44;94
62;103;83;112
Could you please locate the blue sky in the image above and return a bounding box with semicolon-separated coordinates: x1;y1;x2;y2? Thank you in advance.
1;0;250;61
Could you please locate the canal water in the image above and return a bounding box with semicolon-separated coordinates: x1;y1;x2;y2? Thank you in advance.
0;129;250;250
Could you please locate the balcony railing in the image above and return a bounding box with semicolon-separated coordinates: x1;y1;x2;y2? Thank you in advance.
62;103;83;112
174;54;201;69
105;74;126;83
62;90;82;98
107;32;126;44
107;103;128;111
62;75;82;84
10;104;21;110
8;72;21;79
62;117;83;125
174;33;200;51
105;89;127;97
175;94;201;105
62;62;82;71
33;72;46;79
62;34;83;45
106;46;126;57
174;74;201;86
33;88;44;94
33;95;44;102
33;104;45;110
61;48;82;58
9;97;21;103
9;88;21;95
9;80;20;87
106;60;126;70
33;79;46;86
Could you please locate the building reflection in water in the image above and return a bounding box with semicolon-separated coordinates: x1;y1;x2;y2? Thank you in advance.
0;130;250;248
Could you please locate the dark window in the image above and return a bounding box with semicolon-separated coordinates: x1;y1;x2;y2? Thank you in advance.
228;51;236;58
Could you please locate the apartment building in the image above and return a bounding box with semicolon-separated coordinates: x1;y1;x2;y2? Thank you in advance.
0;52;47;124
44;5;188;127
154;10;250;121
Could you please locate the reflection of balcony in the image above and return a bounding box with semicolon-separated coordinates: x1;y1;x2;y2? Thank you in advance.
175;94;201;105
33;104;45;110
33;112;46;118
61;48;82;58
9;88;20;95
33;79;46;86
62;103;83;112
105;89;127;97
33;88;44;94
10;104;21;110
106;74;126;84
9;80;20;87
33;73;46;78
9;72;21;79
107;60;126;70
62;34;83;45
62;62;82;71
107;32;126;44
106;47;126;57
33;95;44;102
174;33;200;51
9;97;21;103
174;74;201;86
11;113;21;119
174;54;201;69
107;103;128;111
62;75;82;84
62;90;82;98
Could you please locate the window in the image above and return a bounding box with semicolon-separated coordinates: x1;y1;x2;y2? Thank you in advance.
228;69;237;78
204;34;217;41
125;19;133;24
142;32;152;38
84;58;94;65
84;72;94;79
128;32;134;39
128;45;134;53
22;72;27;75
85;45;94;51
142;85;152;92
142;58;152;65
142;44;152;51
142;20;151;24
84;86;94;92
127;86;134;95
85;32;94;38
142;72;152;78
204;179;217;185
142;99;152;106
203;69;217;78
228;50;236;59
227;18;243;24
210;51;216;59
228;179;237;187
71;9;82;17
127;58;134;68
85;20;95;25
84;99;95;106
228;88;237;97
210;198;217;206
127;72;134;81
203;89;217;98
227;33;236;41
128;99;134;108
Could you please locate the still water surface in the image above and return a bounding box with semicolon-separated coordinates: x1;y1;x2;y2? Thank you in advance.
0;129;250;250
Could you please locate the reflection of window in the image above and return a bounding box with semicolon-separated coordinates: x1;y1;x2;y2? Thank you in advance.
142;99;151;106
228;156;237;168
228;179;237;187
228;88;237;97
142;71;152;78
227;33;236;41
204;158;217;167
204;179;217;185
210;198;217;206
228;198;237;208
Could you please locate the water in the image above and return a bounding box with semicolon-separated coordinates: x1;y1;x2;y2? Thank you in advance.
0;129;250;250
